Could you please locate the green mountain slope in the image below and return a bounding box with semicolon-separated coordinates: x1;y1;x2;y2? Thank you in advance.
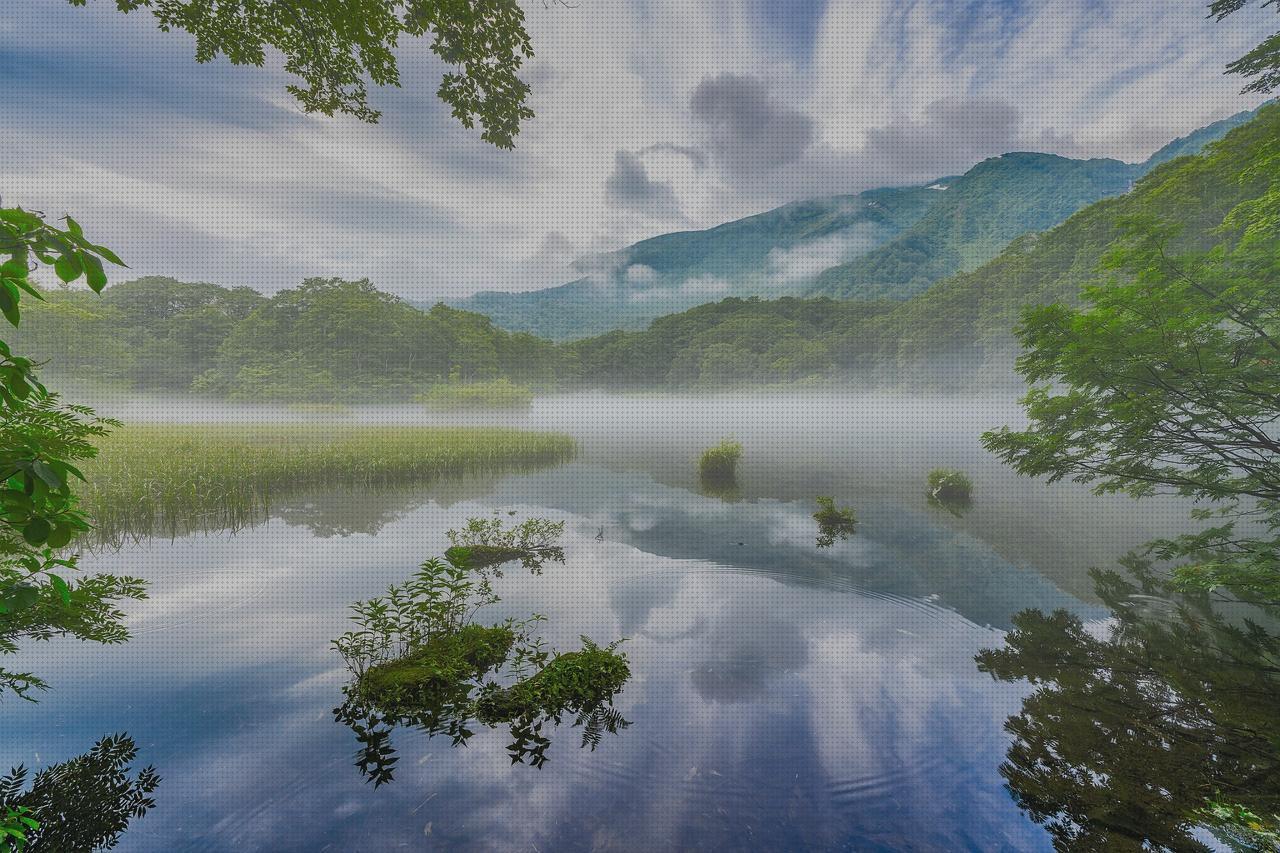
806;153;1136;299
456;107;1259;340
566;103;1278;389
454;185;938;339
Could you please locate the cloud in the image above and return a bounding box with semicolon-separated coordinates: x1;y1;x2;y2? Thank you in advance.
605;150;685;221
860;97;1023;178
0;0;1272;300
690;73;816;174
766;222;887;285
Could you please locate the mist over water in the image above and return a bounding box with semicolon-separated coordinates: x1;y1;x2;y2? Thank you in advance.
2;391;1206;850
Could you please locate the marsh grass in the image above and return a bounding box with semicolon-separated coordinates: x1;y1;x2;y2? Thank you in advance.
698;440;742;483
78;425;575;546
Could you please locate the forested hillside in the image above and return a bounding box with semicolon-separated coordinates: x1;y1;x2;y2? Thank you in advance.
453;184;938;339
567;103;1280;388
14;106;1274;400
454;108;1259;338
806;153;1134;299
12;277;567;402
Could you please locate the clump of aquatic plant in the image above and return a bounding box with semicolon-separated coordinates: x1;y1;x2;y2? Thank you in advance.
813;497;857;548
699;440;742;483
927;469;973;502
77;425;575;546
417;378;534;411
332;517;629;784
698;440;743;501
445;512;565;572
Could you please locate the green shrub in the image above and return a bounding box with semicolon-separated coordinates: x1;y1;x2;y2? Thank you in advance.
813;496;857;547
699;440;742;483
418;378;534;411
927;469;973;502
358;623;516;712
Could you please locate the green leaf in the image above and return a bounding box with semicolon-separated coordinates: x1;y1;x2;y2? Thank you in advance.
64;215;84;236
91;243;126;267
22;517;50;545
82;253;108;292
0;286;19;327
47;522;73;549
53;251;83;283
32;460;64;490
0;257;26;278
49;574;72;605
7;277;44;301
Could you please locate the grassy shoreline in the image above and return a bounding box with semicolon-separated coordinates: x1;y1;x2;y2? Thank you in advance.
78;425;576;545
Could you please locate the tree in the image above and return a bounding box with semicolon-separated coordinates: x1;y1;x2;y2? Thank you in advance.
1210;0;1280;95
0;210;146;700
977;558;1280;851
70;0;536;146
982;158;1280;600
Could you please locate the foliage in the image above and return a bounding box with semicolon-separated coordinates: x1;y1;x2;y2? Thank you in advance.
813;496;857;548
565;106;1275;390
698;440;742;483
0;806;36;852
445;512;565;571
809;153;1136;300
976;557;1280;850
419;377;534;411
0;734;159;852
11;277;569;401
926;469;973;503
76;425;575;546
333;518;629;783
1210;0;1280;94
0;209;146;699
981;200;1280;599
69;0;534;145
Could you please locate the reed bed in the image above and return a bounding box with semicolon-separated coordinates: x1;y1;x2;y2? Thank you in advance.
77;425;576;546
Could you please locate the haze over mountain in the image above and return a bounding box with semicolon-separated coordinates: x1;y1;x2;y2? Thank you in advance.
450;107;1261;340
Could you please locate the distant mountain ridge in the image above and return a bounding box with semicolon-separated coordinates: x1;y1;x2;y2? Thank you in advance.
453;184;939;340
448;106;1262;339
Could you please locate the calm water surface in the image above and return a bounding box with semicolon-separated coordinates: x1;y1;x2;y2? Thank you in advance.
2;393;1205;851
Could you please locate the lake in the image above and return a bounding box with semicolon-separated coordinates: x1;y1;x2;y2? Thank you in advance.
0;392;1253;851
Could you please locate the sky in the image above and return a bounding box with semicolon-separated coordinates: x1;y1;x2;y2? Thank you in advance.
0;0;1273;299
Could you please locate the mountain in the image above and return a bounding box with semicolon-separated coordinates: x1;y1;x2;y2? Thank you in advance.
451;108;1260;339
453;184;938;340
806;106;1264;300
565;103;1278;389
805;153;1134;299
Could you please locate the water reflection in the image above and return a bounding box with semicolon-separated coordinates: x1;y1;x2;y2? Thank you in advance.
331;519;630;786
1;733;159;851
813;496;858;548
978;556;1280;850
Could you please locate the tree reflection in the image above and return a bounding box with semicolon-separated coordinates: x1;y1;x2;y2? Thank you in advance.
332;516;629;786
0;733;159;851
977;557;1280;850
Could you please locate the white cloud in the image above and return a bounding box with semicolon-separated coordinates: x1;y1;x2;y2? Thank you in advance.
0;0;1271;300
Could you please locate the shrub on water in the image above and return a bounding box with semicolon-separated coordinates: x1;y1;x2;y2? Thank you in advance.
813;496;857;547
698;440;742;484
927;469;973;502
